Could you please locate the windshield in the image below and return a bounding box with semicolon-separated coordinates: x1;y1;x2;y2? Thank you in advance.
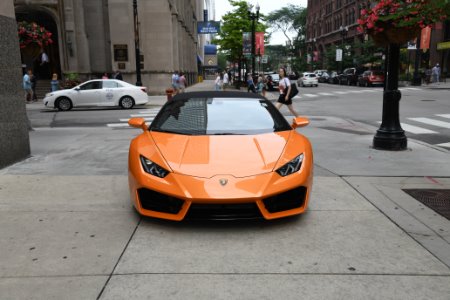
150;98;292;135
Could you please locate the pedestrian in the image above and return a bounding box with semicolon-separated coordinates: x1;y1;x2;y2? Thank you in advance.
23;69;33;103
223;71;229;90
102;72;109;79
39;49;50;78
432;63;441;84
178;72;187;93
30;71;38;102
255;75;264;95
275;67;300;117
247;74;256;93
51;73;60;92
113;70;123;81
214;72;222;91
171;71;180;94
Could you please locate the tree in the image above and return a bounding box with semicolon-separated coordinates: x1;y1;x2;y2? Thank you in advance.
213;0;267;62
265;5;308;71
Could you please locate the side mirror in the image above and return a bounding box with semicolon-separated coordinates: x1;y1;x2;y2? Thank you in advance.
74;87;80;91
292;117;310;129
128;117;148;131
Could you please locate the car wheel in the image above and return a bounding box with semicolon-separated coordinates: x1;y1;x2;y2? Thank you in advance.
120;96;135;109
365;81;369;87
56;97;73;111
347;79;351;86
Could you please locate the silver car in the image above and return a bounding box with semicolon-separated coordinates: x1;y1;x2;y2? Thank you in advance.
298;73;319;87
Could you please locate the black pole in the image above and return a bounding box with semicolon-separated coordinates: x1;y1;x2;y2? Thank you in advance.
373;44;407;150
412;35;422;86
251;16;256;78
133;0;142;86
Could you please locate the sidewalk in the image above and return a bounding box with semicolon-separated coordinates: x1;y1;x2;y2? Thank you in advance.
1;80;449;299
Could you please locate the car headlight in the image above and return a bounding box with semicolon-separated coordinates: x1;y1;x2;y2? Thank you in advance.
140;155;169;178
276;154;304;177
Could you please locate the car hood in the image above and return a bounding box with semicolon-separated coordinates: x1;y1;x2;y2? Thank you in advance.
150;131;291;178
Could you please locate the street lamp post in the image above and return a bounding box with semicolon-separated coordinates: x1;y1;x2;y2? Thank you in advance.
340;26;348;74
312;38;316;70
248;3;260;78
373;44;407;150
133;0;142;86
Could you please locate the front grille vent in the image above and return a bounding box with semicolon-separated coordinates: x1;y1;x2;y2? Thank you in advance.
263;187;306;213
138;188;184;214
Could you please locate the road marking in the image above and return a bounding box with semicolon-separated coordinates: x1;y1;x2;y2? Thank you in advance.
119;117;154;122
130;113;158;117
333;91;348;94
303;94;318;97
436;114;450;119
436;142;450;148
107;123;132;128
377;121;438;134
400;87;421;91
348;90;365;93
137;109;161;113
318;92;334;96
408;117;450;129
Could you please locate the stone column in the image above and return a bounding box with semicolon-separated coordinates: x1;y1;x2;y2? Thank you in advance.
0;0;30;169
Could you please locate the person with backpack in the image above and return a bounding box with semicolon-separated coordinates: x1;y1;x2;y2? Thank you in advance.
275;67;300;117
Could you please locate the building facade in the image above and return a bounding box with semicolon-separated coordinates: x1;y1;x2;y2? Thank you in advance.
14;0;207;94
0;0;30;169
307;0;449;76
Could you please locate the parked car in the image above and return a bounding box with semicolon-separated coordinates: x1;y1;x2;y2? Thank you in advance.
298;73;319;87
357;70;385;87
127;91;314;221
318;72;330;83
339;68;361;86
313;69;328;77
327;71;340;84
288;71;300;80
265;73;280;91
43;79;148;111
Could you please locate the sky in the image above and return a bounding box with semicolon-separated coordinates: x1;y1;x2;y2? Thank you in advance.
214;0;308;45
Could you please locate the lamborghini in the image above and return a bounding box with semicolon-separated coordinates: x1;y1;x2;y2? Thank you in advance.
127;91;313;221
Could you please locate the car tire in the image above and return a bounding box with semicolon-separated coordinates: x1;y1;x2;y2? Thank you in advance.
56;97;73;111
365;81;369;87
120;96;135;109
347;80;351;86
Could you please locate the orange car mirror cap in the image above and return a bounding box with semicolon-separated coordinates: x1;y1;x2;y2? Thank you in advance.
128;117;148;131
292;117;310;129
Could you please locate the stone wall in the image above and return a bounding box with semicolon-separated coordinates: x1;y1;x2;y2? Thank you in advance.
0;1;30;169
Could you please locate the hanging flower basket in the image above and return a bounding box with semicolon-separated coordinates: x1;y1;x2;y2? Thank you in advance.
17;21;53;49
358;0;449;46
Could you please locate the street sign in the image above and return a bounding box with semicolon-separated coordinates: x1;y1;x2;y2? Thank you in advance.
261;55;268;63
336;49;343;62
197;21;220;34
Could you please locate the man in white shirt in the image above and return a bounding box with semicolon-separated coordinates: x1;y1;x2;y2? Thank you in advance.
39;49;50;78
223;71;229;89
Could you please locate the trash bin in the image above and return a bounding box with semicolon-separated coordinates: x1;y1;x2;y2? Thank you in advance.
165;88;174;101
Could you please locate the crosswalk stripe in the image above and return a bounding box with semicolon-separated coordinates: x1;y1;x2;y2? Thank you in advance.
318;92;334;96
137;109;160;113
119;118;154;122
436;142;450;148
333;91;348;94
303;94;318;97
436;114;450;119
377;121;438;134
130;113;158;117
400;87;421;91
408;117;450;129
348;90;365;93
107;123;131;128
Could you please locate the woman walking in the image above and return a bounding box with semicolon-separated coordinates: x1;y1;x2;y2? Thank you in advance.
275;67;300;117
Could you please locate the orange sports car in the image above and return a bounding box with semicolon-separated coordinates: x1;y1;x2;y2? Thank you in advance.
128;91;313;221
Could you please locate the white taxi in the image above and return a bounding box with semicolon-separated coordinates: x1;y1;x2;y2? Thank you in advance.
44;79;148;111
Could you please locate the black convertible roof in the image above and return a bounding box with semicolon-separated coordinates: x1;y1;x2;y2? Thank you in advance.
171;91;267;101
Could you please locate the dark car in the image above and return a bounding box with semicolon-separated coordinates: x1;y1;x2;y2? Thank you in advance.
327;71;339;84
339;68;361;86
266;74;280;91
357;70;385;87
318;72;330;83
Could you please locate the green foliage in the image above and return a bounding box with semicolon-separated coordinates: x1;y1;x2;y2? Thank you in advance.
266;5;306;45
213;0;267;62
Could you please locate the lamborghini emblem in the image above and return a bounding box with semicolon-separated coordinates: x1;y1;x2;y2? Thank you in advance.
219;179;228;186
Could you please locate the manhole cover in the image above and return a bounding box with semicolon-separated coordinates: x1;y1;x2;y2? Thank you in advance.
403;189;450;220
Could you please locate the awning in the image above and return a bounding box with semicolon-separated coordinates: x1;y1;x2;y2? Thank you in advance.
197;54;204;64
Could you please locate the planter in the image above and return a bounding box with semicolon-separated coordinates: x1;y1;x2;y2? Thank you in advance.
369;26;421;47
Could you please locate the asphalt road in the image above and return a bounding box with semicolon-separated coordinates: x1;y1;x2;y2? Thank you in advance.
27;83;450;150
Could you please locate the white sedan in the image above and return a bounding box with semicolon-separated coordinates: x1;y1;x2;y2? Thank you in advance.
298;73;319;87
43;79;148;111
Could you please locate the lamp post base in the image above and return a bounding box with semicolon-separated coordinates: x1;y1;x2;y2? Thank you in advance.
373;130;407;150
